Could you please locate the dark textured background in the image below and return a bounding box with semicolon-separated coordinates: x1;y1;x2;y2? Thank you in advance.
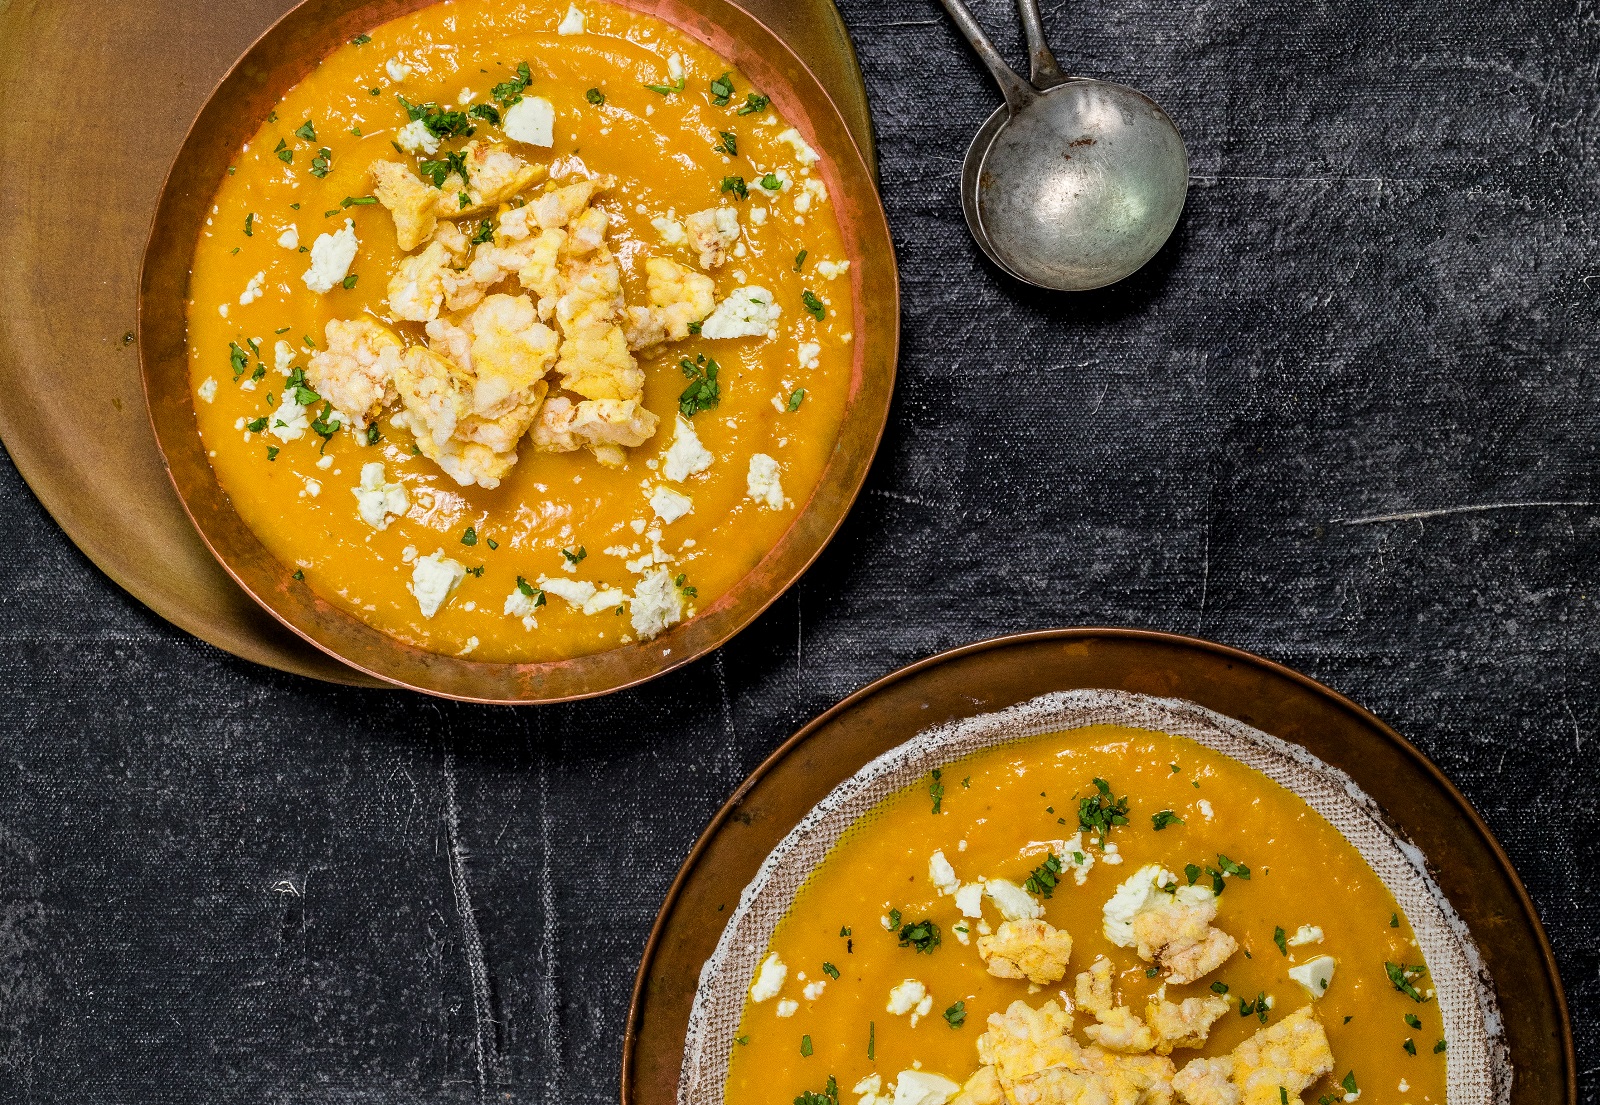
1;0;1596;1100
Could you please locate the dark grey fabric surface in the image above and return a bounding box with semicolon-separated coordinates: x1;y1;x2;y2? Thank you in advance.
1;0;1597;1100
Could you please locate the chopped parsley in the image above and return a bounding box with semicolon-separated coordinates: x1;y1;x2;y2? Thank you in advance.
1184;863;1202;885
674;573;697;598
310;147;332;178
678;353;720;416
486;538;498;550
1434;1039;1447;1054
720;175;748;199
1215;853;1251;879
245;416;268;432
799;1035;812;1057
266;446;279;461
229;342;249;379
515;576;547;605
285;368;319;406
341;273;358;289
736;91;770;115
461;526;478;546
943;1001;966;1029
465;565;484;578
341;194;378;207
885;908;901;930
897;918;940;954
350;32;371;45
839;926;851;937
399;94;476;139
1077;777;1130;840
1403;1038;1417;1055
243;212;254;236
365;425;380;446
867;1022;875;1060
1024;852;1063;898
821;961;839;979
1391;912;1400;927
793;248;808;271
801;289;826;320
795;1076;838;1105
1151;809;1184;831
1405;1013;1422;1029
294;120;317;142
467;103;501;126
310;403;342;446
292;569;304;581
561;546;587;565
491;62;533;107
760;172;782;191
586;87;605;105
929;768;945;814
419;149;471;188
645;75;686;96
1340;1072;1358;1096
1273;926;1287;955
470;218;495;245
1385;962;1431;1003
715;130;738;156
710;72;735;106
787;388;807;411
274;138;292;163
735;1035;749;1046
1210;980;1229;994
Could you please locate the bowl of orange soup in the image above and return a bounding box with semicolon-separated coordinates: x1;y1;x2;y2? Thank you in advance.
676;689;1514;1105
139;0;896;701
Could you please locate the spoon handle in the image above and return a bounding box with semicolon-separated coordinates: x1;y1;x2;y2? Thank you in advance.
932;0;1036;112
1013;0;1070;87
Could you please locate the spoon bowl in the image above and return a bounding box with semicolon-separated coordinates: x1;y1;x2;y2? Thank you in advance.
973;79;1188;291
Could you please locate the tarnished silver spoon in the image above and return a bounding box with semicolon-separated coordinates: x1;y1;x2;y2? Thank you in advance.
938;0;1189;291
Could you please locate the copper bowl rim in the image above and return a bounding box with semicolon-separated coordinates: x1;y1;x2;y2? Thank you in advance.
622;626;1575;1105
137;0;899;704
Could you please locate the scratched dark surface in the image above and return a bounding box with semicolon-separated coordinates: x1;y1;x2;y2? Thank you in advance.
1;0;1597;1100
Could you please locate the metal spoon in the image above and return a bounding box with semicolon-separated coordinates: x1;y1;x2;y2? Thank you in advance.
937;0;1189;291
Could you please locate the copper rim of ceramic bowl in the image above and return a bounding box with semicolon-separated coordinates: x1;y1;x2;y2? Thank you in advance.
138;0;898;703
622;628;1575;1105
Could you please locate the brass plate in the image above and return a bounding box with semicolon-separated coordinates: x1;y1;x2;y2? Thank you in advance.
0;0;876;690
624;629;1574;1105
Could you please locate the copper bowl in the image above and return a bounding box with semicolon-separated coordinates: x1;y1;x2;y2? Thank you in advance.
138;0;898;702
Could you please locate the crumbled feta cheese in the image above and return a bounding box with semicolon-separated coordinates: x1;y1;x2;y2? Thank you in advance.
954;882;985;918
401;545;418;563
503;584;540;625
1102;865;1177;946
630;568;682;640
749;207;768;225
798;341;821;370
277;225;299;250
218;303;229;318
268;395;309;442
794;191;812;214
777;127;819;165
504;96;556;146
652;217;687;246
1287;924;1324;947
557;4;585;33
385;57;412;82
316;454;333;470
775;998;799;1018
239;271;265;305
352;462;408;529
410;550;466;617
911;993;933;1025
816;259;851;280
984;877;1043;921
582;586;627;615
301;219;358;294
928;850;959;895
804;178;829;204
650;484;693;524
661;415;713;481
1288;955;1338;999
302;478;321;497
757;170;789;195
197;377;217;403
952;921;971;945
1197;798;1214;820
749;952;786;1002
700;285;780;339
542;577;597;607
803;979;826;1001
893;1071;960;1105
667;52;685;80
395;117;440;155
274;339;295;372
746;453;784;509
886;978;926;1016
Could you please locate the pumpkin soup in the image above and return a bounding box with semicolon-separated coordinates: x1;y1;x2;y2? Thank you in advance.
727;725;1449;1105
186;0;854;662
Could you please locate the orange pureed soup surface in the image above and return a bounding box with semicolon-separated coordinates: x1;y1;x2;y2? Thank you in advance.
727;726;1449;1105
187;0;854;662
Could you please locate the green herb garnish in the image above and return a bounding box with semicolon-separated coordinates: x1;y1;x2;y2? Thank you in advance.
943;1001;966;1029
678;353;720;416
1151;809;1184;831
896;918;940;954
1024;852;1063;898
801;289;825;320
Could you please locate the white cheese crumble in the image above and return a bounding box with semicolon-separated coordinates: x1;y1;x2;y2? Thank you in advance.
951;920;970;945
983;877;1043;922
239;271;265;305
893;1071;960;1105
503;584;540;628
301;219;358;294
798;341;821;370
395;117;440;155
749;952;786;1002
301;478;321;498
1288;954;1338;999
385;57;412;82
816;259;851;280
582;587;627;615
700;285;780;339
746;453;784;509
662;415;713;481
652;217;687;246
802;979;826;1001
542;577;597;607
410;550;465;617
667;52;685;80
268;395;309;442
776;127;820;165
954;882;985;919
276;224;299;250
928;850;959;895
557;4;585;33
650;484;693;524
352;462;408;529
1287;924;1324;946
197;377;217;403
1197;798;1215;820
775;998;799;1018
274;339;295;373
886;979;926;1016
630;568;682;640
504;96;556;146
749;207;768;225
